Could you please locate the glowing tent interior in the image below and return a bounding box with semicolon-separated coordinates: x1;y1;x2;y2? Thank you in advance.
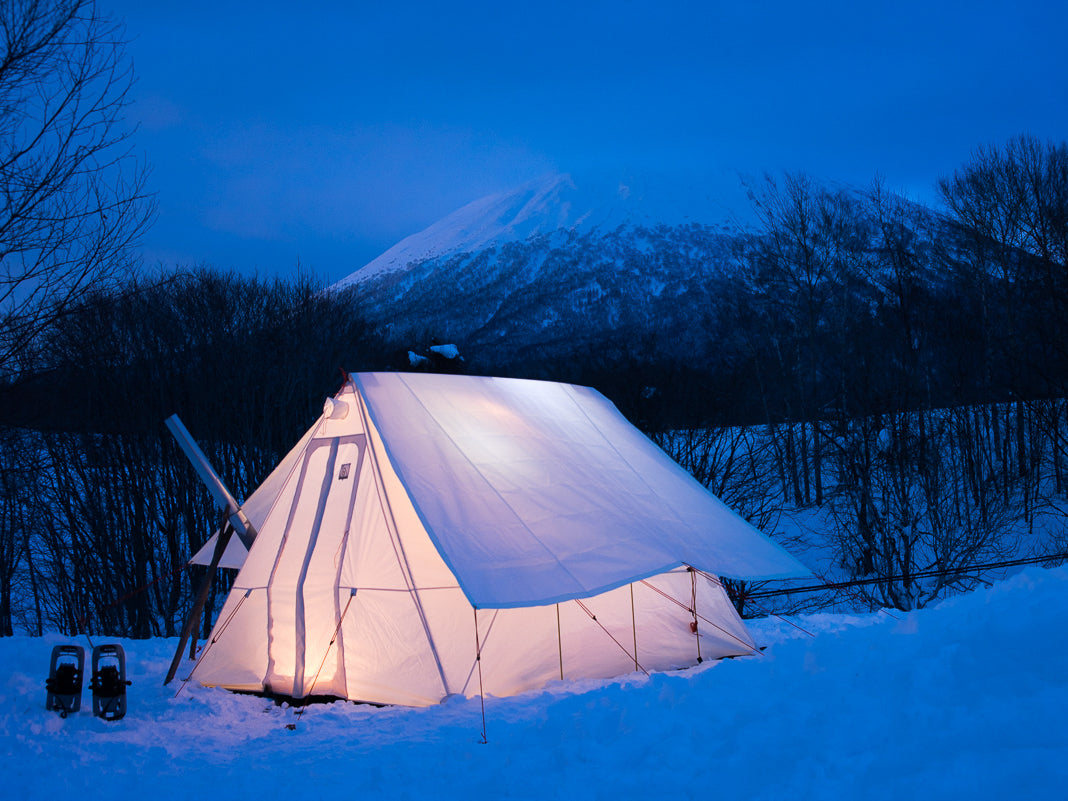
171;373;808;706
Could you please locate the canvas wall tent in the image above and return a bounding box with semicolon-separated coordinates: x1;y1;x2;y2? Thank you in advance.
178;373;808;707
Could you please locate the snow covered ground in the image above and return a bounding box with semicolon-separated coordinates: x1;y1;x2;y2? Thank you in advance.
3;566;1066;800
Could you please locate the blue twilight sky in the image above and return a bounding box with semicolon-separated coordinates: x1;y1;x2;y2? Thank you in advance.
105;0;1068;283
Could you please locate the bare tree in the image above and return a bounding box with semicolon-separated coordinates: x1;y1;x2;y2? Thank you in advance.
827;406;1020;610
0;0;153;382
940;136;1068;557
742;172;870;507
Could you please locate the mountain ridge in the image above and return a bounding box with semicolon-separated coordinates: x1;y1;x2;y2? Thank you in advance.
333;170;954;383
335;169;753;287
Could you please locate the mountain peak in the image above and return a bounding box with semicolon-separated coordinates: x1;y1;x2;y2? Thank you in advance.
334;168;752;288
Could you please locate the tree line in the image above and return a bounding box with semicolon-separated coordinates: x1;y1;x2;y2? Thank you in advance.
3;3;1068;632
651;138;1068;611
0;270;390;636
2;134;1066;631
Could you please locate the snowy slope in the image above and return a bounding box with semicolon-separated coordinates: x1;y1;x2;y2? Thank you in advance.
330;170;760;364
3;566;1066;800
329;170;953;370
334;169;752;288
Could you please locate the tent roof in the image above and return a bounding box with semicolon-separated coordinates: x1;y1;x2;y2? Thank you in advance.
353;373;808;608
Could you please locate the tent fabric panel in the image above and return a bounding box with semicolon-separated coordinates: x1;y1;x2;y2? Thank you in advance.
461;570;756;701
564;385;807;579
629;570;756;668
354;372;807;609
358;394;462;590
240;420;322;537
189;418;321;568
228;429;325;589
408;586;480;698
471;605;565;698
289;587;353;699
193;588;269;691
689;572;757;654
189;531;248;570
336;449;412;591
557;592;647;680
340;590;450;707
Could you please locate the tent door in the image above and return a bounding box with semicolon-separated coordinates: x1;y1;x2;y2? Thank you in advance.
263;434;366;697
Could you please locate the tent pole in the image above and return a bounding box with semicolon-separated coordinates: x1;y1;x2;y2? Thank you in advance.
165;522;234;685
691;568;703;664
630;583;638;672
556;604;563;681
188;604;200;660
473;607;488;744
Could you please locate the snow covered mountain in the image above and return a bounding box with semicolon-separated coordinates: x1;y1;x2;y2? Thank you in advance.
334;170;757;364
333;170;951;373
335;170;752;288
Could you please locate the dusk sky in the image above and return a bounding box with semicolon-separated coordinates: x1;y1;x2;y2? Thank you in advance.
106;0;1068;283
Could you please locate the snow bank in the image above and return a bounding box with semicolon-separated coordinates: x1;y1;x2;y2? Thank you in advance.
2;567;1067;800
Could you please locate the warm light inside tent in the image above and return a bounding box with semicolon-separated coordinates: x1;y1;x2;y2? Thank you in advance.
185;372;807;706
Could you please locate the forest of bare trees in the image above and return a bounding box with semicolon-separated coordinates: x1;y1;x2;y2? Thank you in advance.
0;270;389;636
684;136;1068;612
2;2;1067;637
2;133;1066;633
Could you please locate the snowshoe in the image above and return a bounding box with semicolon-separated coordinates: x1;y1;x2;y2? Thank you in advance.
89;644;131;721
45;644;85;718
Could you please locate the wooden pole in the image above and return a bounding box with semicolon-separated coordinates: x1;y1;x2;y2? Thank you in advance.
164;522;234;685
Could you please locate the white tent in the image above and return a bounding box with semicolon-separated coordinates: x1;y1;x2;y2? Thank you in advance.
184;373;807;706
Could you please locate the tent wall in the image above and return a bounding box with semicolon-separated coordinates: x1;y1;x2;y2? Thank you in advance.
187;377;765;706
